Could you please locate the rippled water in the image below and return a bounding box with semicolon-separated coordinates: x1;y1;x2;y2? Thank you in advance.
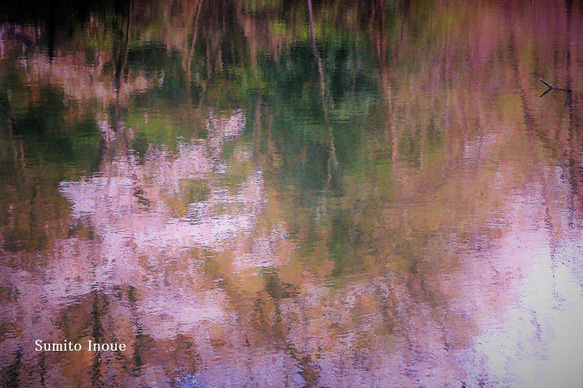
1;0;583;387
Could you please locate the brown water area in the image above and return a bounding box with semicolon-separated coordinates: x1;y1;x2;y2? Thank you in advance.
1;0;582;386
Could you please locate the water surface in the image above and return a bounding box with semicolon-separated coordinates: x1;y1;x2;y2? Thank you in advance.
1;0;583;386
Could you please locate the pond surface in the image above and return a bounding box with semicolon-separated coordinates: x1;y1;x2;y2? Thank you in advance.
1;0;583;386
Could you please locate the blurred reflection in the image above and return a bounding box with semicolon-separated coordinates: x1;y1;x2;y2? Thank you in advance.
1;0;582;386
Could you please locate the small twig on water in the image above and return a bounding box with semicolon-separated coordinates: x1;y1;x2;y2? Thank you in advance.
539;77;572;98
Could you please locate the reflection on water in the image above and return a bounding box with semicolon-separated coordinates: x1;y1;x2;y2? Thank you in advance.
1;0;583;386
